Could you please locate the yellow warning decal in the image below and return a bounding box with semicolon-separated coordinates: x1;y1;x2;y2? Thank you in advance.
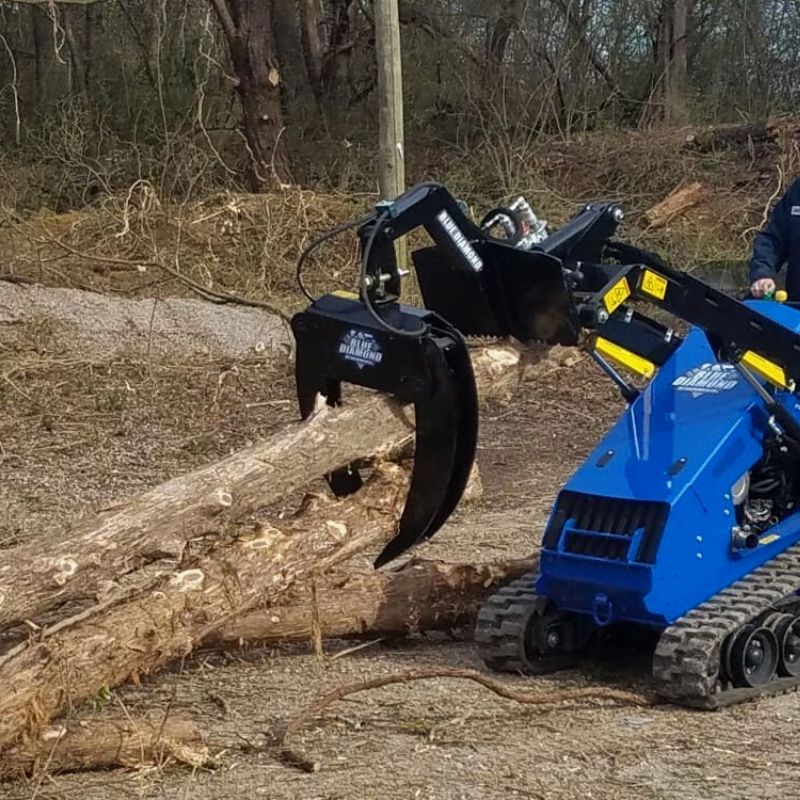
741;350;790;390
603;277;631;314
331;290;359;299
595;337;656;379
640;269;668;300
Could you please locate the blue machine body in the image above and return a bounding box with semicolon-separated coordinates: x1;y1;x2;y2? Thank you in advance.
537;300;800;629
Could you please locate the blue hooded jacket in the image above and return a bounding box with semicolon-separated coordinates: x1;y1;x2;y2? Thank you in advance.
749;177;800;299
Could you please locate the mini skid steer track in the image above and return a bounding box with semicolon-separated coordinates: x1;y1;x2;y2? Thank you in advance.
292;181;800;709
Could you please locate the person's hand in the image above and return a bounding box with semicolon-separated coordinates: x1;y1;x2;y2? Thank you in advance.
750;277;777;298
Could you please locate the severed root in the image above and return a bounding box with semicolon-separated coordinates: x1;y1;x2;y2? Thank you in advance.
275;667;656;772
1;715;209;779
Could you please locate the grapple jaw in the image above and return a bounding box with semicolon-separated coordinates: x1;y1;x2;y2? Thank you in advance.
413;242;579;345
291;292;478;568
410;198;627;348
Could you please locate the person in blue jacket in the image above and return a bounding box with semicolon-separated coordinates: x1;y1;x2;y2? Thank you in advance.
750;178;800;298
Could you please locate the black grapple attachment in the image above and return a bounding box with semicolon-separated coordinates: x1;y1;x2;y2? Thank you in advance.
291;297;477;567
291;182;636;567
291;185;501;567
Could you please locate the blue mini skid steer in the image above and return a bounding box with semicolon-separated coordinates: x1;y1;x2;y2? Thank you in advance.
292;182;800;708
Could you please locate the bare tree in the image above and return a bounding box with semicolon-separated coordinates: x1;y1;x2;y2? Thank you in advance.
209;0;290;188
648;0;689;125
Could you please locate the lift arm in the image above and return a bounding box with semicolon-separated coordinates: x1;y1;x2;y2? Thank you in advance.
579;256;800;393
358;182;800;396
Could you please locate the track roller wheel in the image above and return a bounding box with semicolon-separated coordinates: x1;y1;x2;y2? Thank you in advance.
724;625;779;688
765;612;800;677
475;574;592;674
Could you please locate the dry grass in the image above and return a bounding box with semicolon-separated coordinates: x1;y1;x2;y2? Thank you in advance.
0;187;369;315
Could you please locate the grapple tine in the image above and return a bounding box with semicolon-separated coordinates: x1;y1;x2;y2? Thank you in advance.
374;326;478;567
291;295;479;568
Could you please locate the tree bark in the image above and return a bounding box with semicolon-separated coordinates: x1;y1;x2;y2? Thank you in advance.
206;556;538;647
647;0;689;125
62;7;89;104
209;0;290;189
0;465;410;752
84;3;100;105
321;0;356;94
298;0;324;108
0;343;523;634
1;715;208;778
486;0;521;67
31;6;51;112
664;0;688;124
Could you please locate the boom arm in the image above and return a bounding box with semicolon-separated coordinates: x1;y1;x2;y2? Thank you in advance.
357;181;800;399
360;182;625;345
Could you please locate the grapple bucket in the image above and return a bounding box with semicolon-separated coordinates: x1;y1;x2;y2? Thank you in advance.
413;242;579;345
291;292;478;568
409;197;628;348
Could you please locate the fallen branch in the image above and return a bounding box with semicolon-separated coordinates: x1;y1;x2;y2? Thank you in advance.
685;120;800;152
1;714;208;778
644;182;707;228
206;557;538;647
276;668;656;772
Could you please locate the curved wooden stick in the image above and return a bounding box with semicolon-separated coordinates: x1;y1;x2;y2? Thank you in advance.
276;667;656;772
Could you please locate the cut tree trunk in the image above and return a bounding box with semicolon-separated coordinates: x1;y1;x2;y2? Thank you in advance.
0;343;523;635
0;465;410;752
644;182;707;228
1;715;208;778
0;342;528;752
205;556;538;647
0;282;292;363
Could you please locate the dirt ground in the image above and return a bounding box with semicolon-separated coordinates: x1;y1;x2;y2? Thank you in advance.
2;309;800;800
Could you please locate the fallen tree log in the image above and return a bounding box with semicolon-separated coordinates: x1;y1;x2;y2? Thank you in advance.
644;182;707;228
0;281;292;362
206;556;537;647
1;715;208;778
0;466;414;751
685;120;800;152
0;343;522;634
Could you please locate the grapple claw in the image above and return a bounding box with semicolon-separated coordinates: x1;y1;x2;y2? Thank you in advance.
291;292;478;568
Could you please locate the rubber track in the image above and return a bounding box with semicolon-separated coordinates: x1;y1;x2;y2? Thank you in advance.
653;540;800;708
474;572;546;673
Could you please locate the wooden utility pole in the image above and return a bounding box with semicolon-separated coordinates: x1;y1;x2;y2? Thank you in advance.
374;0;407;268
